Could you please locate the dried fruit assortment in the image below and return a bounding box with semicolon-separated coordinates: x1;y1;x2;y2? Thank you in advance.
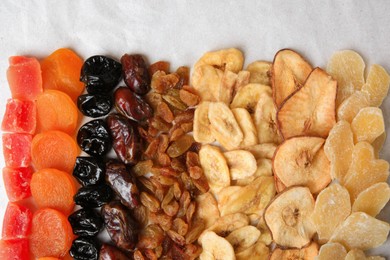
0;46;389;259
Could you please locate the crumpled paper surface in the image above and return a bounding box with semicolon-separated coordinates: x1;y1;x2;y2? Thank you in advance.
0;0;389;256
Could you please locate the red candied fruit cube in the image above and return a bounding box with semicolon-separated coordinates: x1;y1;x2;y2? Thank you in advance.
2;133;32;168
2;202;32;239
7;56;42;100
0;239;29;260
2;167;33;202
1;99;36;134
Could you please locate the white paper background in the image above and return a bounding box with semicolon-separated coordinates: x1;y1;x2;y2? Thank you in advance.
0;0;389;257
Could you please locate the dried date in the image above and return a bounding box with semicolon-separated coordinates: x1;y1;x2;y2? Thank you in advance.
114;87;153;122
121;54;150;95
99;244;131;260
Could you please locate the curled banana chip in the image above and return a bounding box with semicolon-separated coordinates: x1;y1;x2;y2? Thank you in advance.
194;48;244;73
199;231;235;260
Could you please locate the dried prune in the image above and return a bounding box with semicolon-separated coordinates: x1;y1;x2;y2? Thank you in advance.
100;244;131;260
77;119;112;157
102;201;139;251
121;54;150;95
74;183;114;208
77;94;113;118
114;87;153;122
81;55;122;94
107;114;142;165
73;156;105;186
105;160;140;209
70;236;100;260
68;208;103;236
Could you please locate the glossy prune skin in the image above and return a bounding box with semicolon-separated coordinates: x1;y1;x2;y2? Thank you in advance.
68;208;103;236
121;54;150;95
73;156;105;186
70;236;100;260
114;87;153;122
107;114;142;165
99;244;131;260
81;55;122;94
77;119;112;157
101;201;139;251
105;159;139;209
77;94;113;118
74;183;114;208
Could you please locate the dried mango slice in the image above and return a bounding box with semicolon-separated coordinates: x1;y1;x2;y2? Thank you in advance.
311;183;351;242
330;212;390;250
324;120;354;183
372;132;386;158
326;50;365;107
351;107;385;143
316;242;347;260
352;182;390;217
337;91;370;123
344;142;389;201
362;64;390;107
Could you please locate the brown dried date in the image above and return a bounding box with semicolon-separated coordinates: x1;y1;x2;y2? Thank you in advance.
105;160;140;209
114;87;153;122
101;201;139;251
107;114;142;165
99;244;131;260
121;54;150;95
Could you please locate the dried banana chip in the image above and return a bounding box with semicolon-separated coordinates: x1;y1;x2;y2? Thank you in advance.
230;83;272;113
194;48;244;73
235;241;270;260
195;192;220;228
198;231;235;260
225;225;260;253
193;101;215;144
270;242;319;260
232;108;258;148
224;150;257;180
244;143;277;159
191;64;223;102
246;60;272;86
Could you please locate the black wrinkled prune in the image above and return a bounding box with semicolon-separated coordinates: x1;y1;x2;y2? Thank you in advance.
77;119;112;157
74;183;114;208
101;201;139;251
107;114;142;165
81;55;122;94
114;87;153;122
105;159;139;209
68;208;103;236
121;54;150;95
77;94;113;118
99;244;131;260
73;156;105;186
70;236;100;260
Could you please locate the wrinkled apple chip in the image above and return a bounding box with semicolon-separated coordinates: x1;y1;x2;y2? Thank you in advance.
246;60;272;86
352;182;390;217
343;142;389;202
223;150;257;180
337;90;370;123
277;68;337;139
316;242;347;260
235;241;270;260
193;101;215;144
270;242;319;260
362;64;390;107
230;83;272;113
273;136;331;194
264;186;315;248
195;192;220;228
194;48;244;73
191;64;223;102
351;107;385;143
324;120;354;183
311;183;351;242
326;50;365;107
225;225;260;253
330;212;390;250
271;49;313;108
232;108;258;148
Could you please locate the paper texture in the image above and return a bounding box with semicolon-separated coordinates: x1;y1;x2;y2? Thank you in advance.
0;0;389;256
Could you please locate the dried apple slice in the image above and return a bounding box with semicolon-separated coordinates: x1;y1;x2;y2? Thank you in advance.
326;50;365;107
223;150;257;180
274;174;287;193
351;107;385;143
194;48;244;73
246;60;272;86
316;242;347;260
372;132;386;158
264;186;315;248
330;212;390;250
193;101;215;144
323;120;354;183
225;225;260;253
199;145;230;193
232;108;258;148
311;183;351;242
230;83;272;113
277;68;337;139
362;64;390;107
271;49;313;107
343;142;389;201
244;143;277;159
270;242;319;260
208;102;243;150
337;91;370;122
352;182;390;217
273;136;331;194
191;64;223;102
235;241;270;260
253;93;282;144
198;231;235;260
195;192;220;228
